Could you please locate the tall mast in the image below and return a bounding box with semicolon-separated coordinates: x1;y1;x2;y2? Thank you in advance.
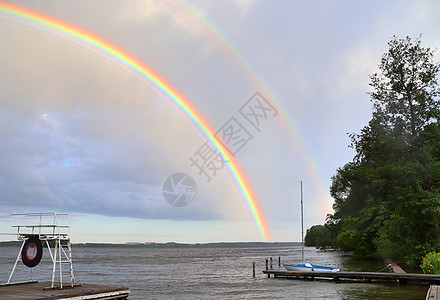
301;180;304;263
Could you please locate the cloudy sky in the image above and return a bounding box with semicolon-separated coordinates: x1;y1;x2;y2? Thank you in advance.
0;0;439;243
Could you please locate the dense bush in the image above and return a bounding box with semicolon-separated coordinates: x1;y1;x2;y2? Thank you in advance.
421;252;440;274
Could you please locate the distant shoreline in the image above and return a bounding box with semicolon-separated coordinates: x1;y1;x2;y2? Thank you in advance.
0;241;301;248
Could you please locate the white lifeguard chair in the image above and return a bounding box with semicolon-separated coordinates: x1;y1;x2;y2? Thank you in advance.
7;212;75;288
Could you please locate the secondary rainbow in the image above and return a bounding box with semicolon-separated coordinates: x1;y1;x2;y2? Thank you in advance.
0;2;270;240
180;0;334;215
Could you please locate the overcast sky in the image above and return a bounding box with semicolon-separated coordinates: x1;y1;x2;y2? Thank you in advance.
1;0;439;243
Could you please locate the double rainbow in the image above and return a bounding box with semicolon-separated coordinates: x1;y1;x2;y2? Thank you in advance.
0;2;270;240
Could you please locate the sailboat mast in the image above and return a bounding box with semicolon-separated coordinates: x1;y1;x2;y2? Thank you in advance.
301;180;304;263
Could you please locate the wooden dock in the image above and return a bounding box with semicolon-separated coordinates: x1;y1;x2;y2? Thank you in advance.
0;281;130;299
263;270;440;284
385;258;407;274
426;285;440;299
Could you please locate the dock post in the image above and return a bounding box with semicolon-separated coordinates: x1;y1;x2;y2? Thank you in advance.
279;257;281;267
270;257;273;270
252;262;255;278
266;259;269;278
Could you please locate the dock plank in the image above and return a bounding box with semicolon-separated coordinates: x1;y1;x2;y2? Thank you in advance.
426;285;439;300
0;281;130;299
385;259;406;274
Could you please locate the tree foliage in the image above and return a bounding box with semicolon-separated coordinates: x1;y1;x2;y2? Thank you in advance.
304;225;335;249
323;36;440;267
370;36;440;136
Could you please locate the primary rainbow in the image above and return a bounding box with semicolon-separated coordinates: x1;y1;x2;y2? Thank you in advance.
0;2;270;240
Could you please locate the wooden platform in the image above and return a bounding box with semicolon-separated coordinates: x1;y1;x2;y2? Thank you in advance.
263;270;440;284
427;285;440;300
385;258;407;274
0;281;130;299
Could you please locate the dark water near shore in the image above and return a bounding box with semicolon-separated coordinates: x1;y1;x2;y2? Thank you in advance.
0;245;429;299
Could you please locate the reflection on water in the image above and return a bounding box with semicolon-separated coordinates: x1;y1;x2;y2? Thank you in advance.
0;245;429;299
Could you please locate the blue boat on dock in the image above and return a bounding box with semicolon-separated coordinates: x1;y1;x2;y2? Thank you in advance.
284;182;339;273
283;262;339;272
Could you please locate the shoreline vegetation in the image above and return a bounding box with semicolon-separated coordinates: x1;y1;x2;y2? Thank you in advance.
305;35;440;270
0;241;301;248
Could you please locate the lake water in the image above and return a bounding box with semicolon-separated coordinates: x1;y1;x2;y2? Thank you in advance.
0;245;429;299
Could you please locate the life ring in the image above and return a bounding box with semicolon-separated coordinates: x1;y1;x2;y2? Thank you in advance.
21;236;43;268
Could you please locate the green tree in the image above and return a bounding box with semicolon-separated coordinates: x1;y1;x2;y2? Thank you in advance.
327;36;440;267
369;35;440;136
304;224;335;249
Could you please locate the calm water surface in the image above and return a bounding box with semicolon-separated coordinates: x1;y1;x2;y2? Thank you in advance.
0;245;429;299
